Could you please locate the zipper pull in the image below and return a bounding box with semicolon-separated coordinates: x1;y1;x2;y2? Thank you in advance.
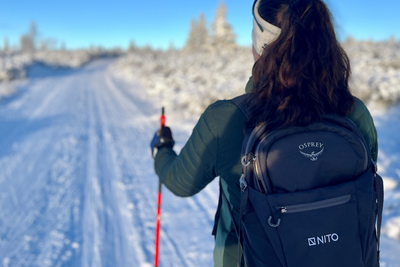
280;207;288;213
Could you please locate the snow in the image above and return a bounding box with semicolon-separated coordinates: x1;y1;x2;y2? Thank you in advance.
0;59;218;266
111;48;253;118
372;104;400;243
110;42;400;265
112;40;400;119
343;39;400;105
0;49;119;84
0;44;399;266
0;81;19;99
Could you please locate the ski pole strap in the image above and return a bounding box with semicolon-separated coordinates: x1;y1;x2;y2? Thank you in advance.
375;173;384;260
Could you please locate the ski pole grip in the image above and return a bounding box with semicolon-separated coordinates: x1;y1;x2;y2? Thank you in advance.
160;107;165;128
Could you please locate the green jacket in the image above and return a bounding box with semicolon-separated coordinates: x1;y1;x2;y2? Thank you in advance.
154;78;378;267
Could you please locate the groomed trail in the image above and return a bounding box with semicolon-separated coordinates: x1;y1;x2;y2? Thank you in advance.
0;59;217;267
0;58;399;267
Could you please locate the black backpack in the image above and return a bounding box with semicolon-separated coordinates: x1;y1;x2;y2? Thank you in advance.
229;94;384;267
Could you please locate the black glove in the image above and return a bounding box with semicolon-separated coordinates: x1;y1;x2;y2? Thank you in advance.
150;126;175;158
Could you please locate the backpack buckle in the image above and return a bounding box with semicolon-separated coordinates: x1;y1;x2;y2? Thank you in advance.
241;153;256;167
268;216;281;228
372;160;378;173
240;174;247;192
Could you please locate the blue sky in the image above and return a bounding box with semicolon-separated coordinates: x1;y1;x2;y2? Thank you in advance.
0;0;399;50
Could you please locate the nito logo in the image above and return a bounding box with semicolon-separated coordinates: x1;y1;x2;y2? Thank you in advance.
308;233;339;247
299;142;324;161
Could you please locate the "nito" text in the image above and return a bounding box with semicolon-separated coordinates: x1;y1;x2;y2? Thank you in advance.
308;233;339;246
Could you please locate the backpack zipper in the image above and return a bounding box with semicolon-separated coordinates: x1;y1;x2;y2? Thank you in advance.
254;131;276;193
277;195;351;214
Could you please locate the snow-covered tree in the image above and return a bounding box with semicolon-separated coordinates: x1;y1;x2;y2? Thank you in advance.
39;38;58;51
20;21;38;52
168;41;176;51
198;13;210;50
3;37;9;52
40;41;47;51
143;44;153;53
184;13;211;52
390;35;396;44
211;1;236;51
128;40;136;53
29;21;38;50
184;19;199;52
342;35;358;49
20;35;34;52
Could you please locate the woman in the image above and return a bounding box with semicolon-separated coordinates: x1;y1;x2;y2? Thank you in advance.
151;0;378;266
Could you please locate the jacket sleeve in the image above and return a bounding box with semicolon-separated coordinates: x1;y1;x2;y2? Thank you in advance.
347;97;379;163
154;105;219;197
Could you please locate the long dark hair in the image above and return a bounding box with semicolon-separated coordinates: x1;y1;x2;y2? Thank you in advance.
248;0;354;129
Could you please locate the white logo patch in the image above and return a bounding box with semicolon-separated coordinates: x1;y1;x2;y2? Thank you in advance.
300;148;324;161
308;233;339;247
298;142;324;161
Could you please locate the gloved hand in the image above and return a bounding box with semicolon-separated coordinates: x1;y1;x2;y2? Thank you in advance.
150;126;175;158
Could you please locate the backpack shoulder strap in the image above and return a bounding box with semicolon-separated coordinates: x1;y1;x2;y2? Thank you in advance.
375;172;384;260
212;95;252;238
231;94;251;119
231;94;253;156
231;94;252;267
324;114;370;152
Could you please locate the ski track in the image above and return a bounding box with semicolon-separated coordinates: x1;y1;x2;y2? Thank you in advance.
0;58;398;267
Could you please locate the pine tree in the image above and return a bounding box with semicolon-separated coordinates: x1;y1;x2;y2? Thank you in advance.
184;2;236;53
128;40;136;53
4;37;9;52
184;13;211;52
29;21;37;51
184;19;199;52
198;13;209;51
20;35;34;52
168;41;176;51
40;41;47;51
390;35;396;45
20;21;38;53
211;1;236;51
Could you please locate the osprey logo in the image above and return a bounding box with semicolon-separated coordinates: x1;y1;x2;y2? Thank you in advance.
308;233;339;247
299;142;324;161
300;148;324;161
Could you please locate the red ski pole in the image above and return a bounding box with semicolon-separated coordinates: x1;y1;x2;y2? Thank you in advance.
154;107;165;267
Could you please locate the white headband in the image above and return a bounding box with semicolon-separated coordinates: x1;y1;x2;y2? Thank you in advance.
252;0;281;55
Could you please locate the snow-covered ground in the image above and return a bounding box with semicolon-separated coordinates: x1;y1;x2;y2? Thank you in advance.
0;59;218;267
0;50;119;84
372;105;400;244
0;55;399;267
